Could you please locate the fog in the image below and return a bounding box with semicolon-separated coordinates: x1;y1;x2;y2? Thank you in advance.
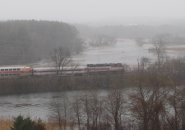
2;1;185;129
1;0;185;25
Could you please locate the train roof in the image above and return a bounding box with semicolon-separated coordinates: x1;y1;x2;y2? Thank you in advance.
0;66;31;69
87;63;122;67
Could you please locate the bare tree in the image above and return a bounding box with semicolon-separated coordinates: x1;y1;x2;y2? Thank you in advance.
51;46;71;75
63;95;69;130
72;97;82;130
130;86;168;130
50;100;63;130
89;93;103;130
130;57;170;130
166;87;185;130
140;57;150;71
149;35;167;69
136;57;150;89
81;95;91;130
105;89;124;130
50;95;69;130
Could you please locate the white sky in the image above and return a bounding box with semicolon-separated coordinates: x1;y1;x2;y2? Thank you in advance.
0;0;185;23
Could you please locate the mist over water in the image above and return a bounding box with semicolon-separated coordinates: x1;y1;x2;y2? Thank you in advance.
72;39;185;66
1;1;185;129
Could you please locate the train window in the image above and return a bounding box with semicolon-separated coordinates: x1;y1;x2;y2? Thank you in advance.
13;68;16;71
17;68;20;71
1;69;4;71
9;69;12;71
5;69;8;71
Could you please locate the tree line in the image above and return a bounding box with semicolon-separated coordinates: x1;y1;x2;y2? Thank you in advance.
0;20;83;65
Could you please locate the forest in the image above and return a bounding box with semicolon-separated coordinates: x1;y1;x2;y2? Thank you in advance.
0;20;83;65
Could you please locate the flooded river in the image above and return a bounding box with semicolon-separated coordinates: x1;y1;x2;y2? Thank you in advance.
1;39;185;119
0;90;120;120
34;39;185;67
72;39;185;65
0;88;135;120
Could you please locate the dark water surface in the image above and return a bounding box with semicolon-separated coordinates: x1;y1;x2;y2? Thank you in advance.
0;89;123;120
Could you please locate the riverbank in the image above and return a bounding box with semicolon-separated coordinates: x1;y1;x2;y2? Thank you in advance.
1;56;185;96
0;71;127;96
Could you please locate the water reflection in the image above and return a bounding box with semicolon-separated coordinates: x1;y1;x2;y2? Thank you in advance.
0;90;110;120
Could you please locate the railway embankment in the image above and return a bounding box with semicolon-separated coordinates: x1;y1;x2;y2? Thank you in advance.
0;71;128;96
1;57;185;96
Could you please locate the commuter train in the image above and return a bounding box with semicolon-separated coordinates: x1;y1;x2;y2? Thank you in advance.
0;66;33;78
33;63;124;75
0;63;124;78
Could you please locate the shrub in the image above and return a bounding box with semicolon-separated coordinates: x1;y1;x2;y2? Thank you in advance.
11;115;45;130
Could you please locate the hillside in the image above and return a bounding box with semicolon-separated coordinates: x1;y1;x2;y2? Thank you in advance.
0;20;83;65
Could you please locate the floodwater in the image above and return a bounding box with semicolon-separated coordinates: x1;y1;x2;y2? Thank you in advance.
33;39;185;67
0;88;134;120
72;39;154;65
72;39;185;65
1;39;185;120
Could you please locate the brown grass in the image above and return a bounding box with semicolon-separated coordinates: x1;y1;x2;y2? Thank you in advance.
0;119;12;130
166;47;185;51
0;119;74;130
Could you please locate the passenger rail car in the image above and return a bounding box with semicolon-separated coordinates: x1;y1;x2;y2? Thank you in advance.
86;63;124;72
0;66;33;78
0;63;124;78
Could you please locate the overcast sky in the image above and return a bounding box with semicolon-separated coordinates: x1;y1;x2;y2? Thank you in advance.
0;0;185;24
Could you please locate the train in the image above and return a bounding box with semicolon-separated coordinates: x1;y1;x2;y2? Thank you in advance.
0;63;124;78
0;66;33;78
86;63;123;72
